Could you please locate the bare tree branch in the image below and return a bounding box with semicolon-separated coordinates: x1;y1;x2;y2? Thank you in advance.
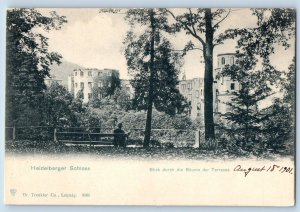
213;42;223;47
188;8;197;35
172;47;203;52
165;8;206;47
213;8;231;29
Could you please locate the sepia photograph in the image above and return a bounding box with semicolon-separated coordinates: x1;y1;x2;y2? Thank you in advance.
4;8;296;206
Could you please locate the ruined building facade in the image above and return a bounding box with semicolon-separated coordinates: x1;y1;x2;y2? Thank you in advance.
66;53;238;120
178;76;204;120
68;68;128;103
179;53;239;120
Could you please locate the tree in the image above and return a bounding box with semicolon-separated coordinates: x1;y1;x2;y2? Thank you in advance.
89;72;121;107
217;55;279;152
164;8;233;141
261;98;293;152
263;58;295;152
41;83;80;127
128;39;187;115
261;58;296;152
123;9;185;147
216;9;295;153
101;71;121;97
164;8;295;142
6;9;67;126
89;87;102;108
220;9;295;150
281;57;295;121
113;87;132;111
217;9;295;64
76;89;84;99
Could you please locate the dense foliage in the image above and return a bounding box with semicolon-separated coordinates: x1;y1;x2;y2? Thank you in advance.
6;9;67;126
127;38;187;115
215;9;295;154
122;9;187;147
41;83;85;127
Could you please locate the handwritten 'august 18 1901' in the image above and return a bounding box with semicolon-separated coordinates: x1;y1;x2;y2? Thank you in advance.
234;164;293;177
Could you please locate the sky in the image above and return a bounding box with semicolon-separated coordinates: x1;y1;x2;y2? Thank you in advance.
38;8;295;80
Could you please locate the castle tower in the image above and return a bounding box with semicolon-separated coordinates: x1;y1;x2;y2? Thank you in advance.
214;53;240;114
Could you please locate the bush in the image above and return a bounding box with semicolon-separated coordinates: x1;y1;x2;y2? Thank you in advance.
16;127;54;142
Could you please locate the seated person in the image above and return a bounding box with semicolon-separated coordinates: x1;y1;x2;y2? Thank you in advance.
113;123;128;147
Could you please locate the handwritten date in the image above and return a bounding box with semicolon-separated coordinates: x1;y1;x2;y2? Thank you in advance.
234;164;293;177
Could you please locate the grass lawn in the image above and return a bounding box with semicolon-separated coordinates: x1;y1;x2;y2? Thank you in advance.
5;140;292;161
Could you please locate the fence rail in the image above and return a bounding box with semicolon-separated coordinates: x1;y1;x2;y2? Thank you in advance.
5;126;202;147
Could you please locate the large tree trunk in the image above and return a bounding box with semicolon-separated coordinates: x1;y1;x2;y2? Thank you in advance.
143;9;155;148
204;9;215;140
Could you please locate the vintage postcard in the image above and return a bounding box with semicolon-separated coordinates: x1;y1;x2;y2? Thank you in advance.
4;8;295;206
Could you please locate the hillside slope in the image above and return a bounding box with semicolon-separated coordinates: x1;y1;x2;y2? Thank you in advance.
49;60;85;85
